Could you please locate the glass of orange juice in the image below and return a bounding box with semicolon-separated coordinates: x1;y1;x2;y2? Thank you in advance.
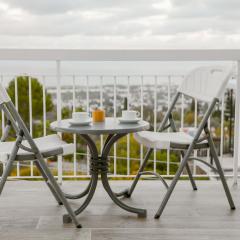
92;108;105;122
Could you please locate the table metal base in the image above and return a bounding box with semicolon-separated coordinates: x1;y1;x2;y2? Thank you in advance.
63;133;147;223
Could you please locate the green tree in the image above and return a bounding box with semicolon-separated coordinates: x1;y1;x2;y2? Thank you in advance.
7;76;54;125
184;111;194;125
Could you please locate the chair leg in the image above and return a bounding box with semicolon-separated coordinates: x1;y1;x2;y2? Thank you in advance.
35;161;63;205
155;151;191;219
185;162;198;190
181;150;197;190
127;148;153;197
0;135;22;195
208;136;235;210
0;154;16;195
35;154;81;228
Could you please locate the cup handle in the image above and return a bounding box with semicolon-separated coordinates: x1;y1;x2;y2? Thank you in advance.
136;111;140;118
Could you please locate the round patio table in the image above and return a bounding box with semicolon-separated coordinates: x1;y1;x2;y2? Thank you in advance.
50;117;149;222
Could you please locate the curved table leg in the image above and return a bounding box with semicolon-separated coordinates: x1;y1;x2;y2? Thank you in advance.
74;174;98;215
101;173;146;217
114;188;131;198
63;134;99;223
114;148;153;198
64;178;92;199
102;134;114;153
101;133;147;218
63;174;98;222
64;132;147;222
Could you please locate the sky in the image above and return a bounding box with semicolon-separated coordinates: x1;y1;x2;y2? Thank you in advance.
0;0;238;81
0;0;240;49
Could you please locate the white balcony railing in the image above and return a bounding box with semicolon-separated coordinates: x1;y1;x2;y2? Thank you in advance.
0;49;240;184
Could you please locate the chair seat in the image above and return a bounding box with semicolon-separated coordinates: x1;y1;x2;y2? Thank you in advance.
134;131;209;150
0;134;74;161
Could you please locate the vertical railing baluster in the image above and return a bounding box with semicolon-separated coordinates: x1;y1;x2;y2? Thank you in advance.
42;76;46;137
29;76;33;136
100;76;103;152
28;76;33;177
233;61;240;184
73;75;77;176
86;75;90;176
207;117;211;172
1;75;5;137
193;98;198;176
127;76;130;175
1;75;5;172
99;76;103;104
86;76;90;112
220;96;224;165
181;90;184;166
42;75;48;171
15;76;20;177
140;75;144;164
154;76;157;173
113;76;117;175
56;61;63;183
167;76;171;176
181;95;184;129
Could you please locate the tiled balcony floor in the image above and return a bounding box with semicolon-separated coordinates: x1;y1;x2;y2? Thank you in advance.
0;180;239;240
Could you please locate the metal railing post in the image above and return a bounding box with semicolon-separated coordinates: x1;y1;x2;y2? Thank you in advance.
153;76;158;173
127;76;130;175
233;61;240;185
113;76;117;175
42;76;47;137
14;76;20;177
167;76;171;175
28;76;33;176
140;76;144;164
72;75;77;176
56;60;63;184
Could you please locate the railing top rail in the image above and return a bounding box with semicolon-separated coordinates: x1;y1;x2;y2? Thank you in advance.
0;49;240;61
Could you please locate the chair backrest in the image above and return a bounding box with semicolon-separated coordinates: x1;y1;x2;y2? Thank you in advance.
0;82;29;135
0;82;42;151
178;66;232;102
0;83;11;105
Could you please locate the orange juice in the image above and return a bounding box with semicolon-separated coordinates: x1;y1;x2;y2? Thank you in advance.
92;108;105;122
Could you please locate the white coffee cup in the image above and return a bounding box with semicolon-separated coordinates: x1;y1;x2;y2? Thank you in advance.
72;112;90;122
122;110;140;120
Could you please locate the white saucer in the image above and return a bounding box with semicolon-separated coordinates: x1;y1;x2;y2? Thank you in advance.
118;118;140;124
69;118;92;126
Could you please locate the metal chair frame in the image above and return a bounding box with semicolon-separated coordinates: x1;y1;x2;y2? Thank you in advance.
0;100;81;228
120;85;235;218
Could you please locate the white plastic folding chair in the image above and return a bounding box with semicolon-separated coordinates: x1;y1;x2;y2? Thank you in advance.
122;66;236;218
0;82;81;228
